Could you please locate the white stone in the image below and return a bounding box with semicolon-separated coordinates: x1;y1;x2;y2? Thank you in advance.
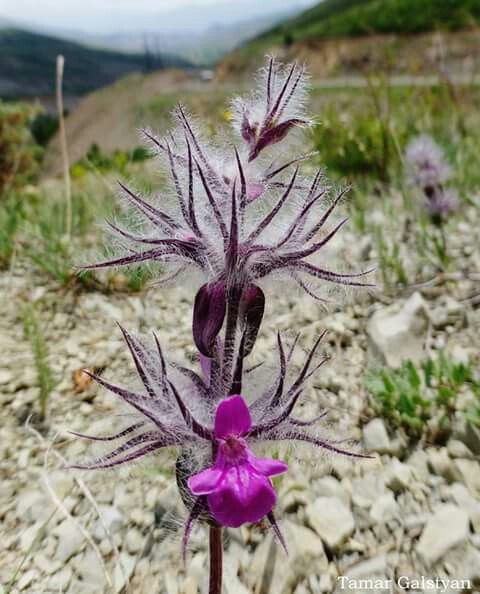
19;522;43;553
113;553;136;594
54;519;85;563
453;459;480;496
93;505;124;540
224;554;250;594
385;459;413;492
463;423;480;456
33;552;60;575
370;491;398;523
183;576;200;594
0;369;13;385
447;439;473;459
416;504;469;565
449;483;480;532
367;292;429;368
346;554;388;578
458;548;480;583
129;508;144;526
18;570;37;591
306;497;355;549
427;447;455;481
248;521;327;594
164;570;179;594
363;419;391;454
99;539;113;556
125;528;144;554
48;567;73;591
17;490;53;523
448;343;472;365
314;476;350;505
72;550;105;585
316;572;333;593
48;471;75;499
348;473;386;509
407;450;430;482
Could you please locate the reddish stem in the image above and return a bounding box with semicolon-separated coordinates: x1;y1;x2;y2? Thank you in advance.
209;525;223;594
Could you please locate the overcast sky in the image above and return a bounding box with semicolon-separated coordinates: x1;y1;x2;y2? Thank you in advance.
0;0;316;33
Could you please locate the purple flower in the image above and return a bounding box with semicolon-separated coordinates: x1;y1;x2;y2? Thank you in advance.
80;61;373;359
81;153;372;297
232;57;312;161
69;327;370;556
72;59;374;581
83;160;372;296
405;135;459;223
405;135;451;189
188;395;288;528
424;187;459;221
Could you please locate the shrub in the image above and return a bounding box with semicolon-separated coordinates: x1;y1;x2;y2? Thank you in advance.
0;101;42;196
30;111;59;147
313;103;389;177
365;355;480;441
71;143;152;179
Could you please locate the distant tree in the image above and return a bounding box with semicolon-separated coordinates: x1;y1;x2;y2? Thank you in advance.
142;35;165;72
143;35;154;73
283;32;294;47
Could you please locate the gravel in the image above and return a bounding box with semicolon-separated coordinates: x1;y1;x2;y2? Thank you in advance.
1;215;479;593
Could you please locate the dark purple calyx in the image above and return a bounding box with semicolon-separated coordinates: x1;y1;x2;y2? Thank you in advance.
193;281;227;357
239;285;265;356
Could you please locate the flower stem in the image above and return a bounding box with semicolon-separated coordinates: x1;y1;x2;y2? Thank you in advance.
209;526;223;594
222;288;241;391
56;55;72;238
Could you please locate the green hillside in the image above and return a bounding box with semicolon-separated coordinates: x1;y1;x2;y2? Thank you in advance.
257;0;480;45
0;28;192;99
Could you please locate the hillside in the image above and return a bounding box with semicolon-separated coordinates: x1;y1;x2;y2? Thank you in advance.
43;69;218;175
0;28;191;99
260;0;480;45
218;0;480;78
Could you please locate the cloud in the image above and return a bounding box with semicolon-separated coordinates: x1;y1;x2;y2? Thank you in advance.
0;0;314;33
2;0;225;20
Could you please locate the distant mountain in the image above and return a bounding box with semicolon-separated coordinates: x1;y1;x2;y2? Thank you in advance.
257;0;480;45
0;28;192;99
218;0;480;78
65;11;296;66
10;6;308;67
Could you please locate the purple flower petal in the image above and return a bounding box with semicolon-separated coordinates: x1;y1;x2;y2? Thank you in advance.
192;282;227;357
247;454;288;477
187;396;288;528
249;119;307;161
207;464;276;528
188;467;224;495
214;395;252;439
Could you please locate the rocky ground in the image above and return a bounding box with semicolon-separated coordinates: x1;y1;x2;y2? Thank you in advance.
1;220;480;594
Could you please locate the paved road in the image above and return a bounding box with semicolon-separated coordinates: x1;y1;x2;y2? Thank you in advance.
311;74;480;88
